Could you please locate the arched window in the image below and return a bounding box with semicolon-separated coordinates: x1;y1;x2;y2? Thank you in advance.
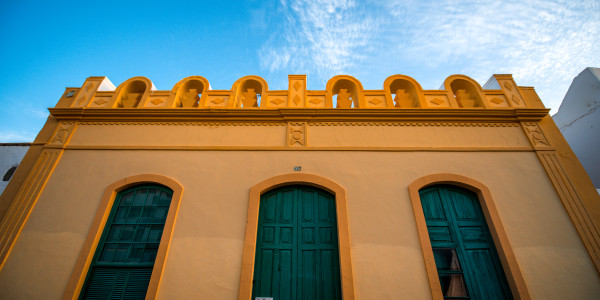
80;184;173;299
419;185;512;299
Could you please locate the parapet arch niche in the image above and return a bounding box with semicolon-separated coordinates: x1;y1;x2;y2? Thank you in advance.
326;75;365;108
112;76;156;108
230;75;269;108
443;75;488;109
384;75;425;108
170;76;210;108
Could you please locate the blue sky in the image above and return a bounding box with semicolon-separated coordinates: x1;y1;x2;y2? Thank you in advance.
1;0;598;142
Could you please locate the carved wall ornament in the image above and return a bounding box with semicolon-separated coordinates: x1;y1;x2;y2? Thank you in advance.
287;122;307;147
271;98;285;105
309;98;322;104
50;122;75;145
79;121;286;126
311;122;519;127
368;97;383;105
242;88;258;107
523;122;550;147
93;98;109;106
490;98;504;104
73;82;98;107
336;89;353;108
180;89;200;107
511;95;521;105
151;98;165;105
210;98;225;105
430;98;444;105
394;89;413;108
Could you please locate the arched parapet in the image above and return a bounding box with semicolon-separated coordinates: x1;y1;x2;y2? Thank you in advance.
169;76;210;108
408;173;530;300
239;172;356;299
229;75;269;108
384;75;426;108
443;75;489;109
326;75;366;108
111;76;156;108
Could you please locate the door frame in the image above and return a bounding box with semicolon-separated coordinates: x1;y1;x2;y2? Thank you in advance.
408;173;530;300
239;173;355;300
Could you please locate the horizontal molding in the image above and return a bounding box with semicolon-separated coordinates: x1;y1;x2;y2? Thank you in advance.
57;145;536;152
48;108;550;123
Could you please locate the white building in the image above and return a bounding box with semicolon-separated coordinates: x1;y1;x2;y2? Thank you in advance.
553;67;600;189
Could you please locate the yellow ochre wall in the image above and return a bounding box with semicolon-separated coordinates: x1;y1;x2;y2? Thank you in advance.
0;74;599;299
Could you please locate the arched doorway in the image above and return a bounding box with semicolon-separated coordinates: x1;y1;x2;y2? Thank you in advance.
252;185;342;300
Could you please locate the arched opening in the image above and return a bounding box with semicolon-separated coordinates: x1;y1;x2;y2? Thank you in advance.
239;173;355;300
389;79;420;108
253;185;341;299
408;173;530;300
449;79;484;108
79;184;174;299
117;81;147;108
63;174;184;300
239;80;263;108
332;79;358;108
175;79;205;108
419;184;512;299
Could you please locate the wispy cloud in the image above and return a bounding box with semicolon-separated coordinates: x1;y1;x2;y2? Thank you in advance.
393;0;600;112
259;0;599;112
259;0;382;78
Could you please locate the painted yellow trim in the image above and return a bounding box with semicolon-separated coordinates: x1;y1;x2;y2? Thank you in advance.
60;145;536;152
62;174;184;300
0;149;63;271
238;173;355;300
534;116;600;273
408;173;530;300
47;107;550;123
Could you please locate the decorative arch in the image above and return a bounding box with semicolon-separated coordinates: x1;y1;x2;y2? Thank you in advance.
239;173;356;300
170;76;210;108
112;76;156;108
230;75;269;108
408;173;530;300
326;75;366;108
63;174;184;300
443;75;489;109
383;74;426;108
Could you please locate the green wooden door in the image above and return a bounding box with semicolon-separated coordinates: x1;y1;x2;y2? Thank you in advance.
253;185;341;300
80;185;173;300
420;185;512;300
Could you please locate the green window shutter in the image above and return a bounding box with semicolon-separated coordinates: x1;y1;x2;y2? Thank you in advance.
253;185;342;300
420;185;512;300
80;185;173;300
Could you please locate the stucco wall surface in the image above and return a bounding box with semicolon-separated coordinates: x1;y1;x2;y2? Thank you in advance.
0;150;598;299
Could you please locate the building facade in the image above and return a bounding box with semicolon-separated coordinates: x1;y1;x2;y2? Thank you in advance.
0;74;599;299
553;67;600;189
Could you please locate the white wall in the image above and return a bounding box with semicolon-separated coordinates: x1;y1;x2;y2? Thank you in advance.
0;144;29;195
553;67;600;188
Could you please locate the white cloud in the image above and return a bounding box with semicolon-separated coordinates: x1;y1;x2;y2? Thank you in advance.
259;0;382;78
259;0;599;112
389;0;600;112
